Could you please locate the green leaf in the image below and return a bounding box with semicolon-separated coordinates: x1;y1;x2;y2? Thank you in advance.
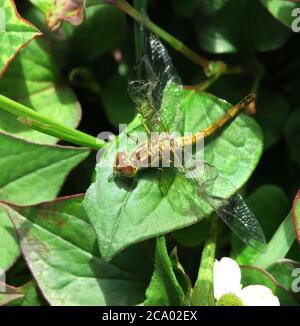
260;0;299;28
194;0;291;53
144;237;185;306
29;0;85;31
292;190;300;244
70;4;126;63
0;209;20;271
7;281;44;306
240;266;298;306
232;185;290;265
0;133;89;272
0;0;40;78
255;212;295;268
101;74;136;128
3;195;153;306
0;133;90;205
285;108;300;166
0;39;82;145
84;89;263;261
267;259;300;303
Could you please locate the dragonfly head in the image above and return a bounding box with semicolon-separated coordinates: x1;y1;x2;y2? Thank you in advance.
113;151;137;178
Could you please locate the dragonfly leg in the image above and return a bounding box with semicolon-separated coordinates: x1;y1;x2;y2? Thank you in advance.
140;115;151;135
108;173;115;182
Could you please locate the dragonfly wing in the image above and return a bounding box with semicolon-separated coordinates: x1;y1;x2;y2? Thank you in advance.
206;193;267;252
180;159;267;252
148;33;185;135
128;22;184;134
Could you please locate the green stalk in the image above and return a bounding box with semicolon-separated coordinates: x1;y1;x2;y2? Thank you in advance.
102;0;251;76
107;0;210;69
133;0;148;62
0;95;105;150
191;215;218;306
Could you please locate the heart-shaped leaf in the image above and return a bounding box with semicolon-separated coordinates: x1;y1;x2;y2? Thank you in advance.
0;133;90;205
194;0;291;53
84;89;263;261
0;39;82;145
267;259;300;302
0;0;40;78
0;133;90;271
2;195;154;306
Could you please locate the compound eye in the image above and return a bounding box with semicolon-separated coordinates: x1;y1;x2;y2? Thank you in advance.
122;164;136;177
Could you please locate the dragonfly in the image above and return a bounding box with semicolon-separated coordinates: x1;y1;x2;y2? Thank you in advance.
112;27;267;252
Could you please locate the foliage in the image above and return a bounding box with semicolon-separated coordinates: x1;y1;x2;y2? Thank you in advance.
0;0;299;306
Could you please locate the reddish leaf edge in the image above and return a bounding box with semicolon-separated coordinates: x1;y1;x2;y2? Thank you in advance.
240;265;299;305
0;194;86;306
0;0;42;80
292;190;300;245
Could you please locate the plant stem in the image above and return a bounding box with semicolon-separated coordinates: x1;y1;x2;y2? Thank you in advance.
0;95;105;150
191;215;218;306
133;0;147;62
104;0;238;73
116;0;209;69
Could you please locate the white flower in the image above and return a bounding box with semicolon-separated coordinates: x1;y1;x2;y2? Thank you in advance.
241;285;280;306
213;257;280;306
214;257;242;300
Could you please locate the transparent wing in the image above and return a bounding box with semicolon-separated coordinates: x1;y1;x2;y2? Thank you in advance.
128;21;184;134
181;160;267;252
207;193;267;252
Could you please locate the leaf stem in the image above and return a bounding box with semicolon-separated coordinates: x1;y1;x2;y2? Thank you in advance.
191;215;218;306
102;0;248;75
0;95;105;150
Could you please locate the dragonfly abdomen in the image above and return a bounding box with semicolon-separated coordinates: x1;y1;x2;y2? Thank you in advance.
190;93;256;142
